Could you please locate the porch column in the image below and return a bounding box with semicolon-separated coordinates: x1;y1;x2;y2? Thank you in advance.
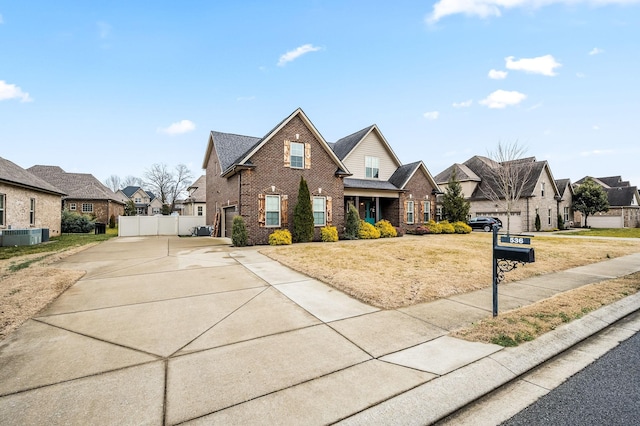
355;196;360;218
375;197;380;222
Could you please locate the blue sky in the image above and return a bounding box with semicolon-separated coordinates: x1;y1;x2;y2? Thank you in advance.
2;1;639;189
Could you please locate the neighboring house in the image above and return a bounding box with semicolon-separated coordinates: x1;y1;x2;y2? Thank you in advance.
574;176;640;228
435;156;561;233
0;157;65;236
28;165;124;224
117;186;163;215
202;108;441;244
181;175;207;217
555;178;576;228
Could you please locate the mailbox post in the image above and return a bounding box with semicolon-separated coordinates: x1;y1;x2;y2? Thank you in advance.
492;225;535;316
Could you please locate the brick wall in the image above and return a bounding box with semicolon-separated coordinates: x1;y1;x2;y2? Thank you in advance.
64;199;124;224
0;183;62;236
399;169;436;232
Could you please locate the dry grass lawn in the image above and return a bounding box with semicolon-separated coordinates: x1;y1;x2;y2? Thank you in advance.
452;272;640;346
261;233;640;309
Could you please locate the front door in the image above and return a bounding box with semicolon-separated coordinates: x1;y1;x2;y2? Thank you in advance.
364;200;375;224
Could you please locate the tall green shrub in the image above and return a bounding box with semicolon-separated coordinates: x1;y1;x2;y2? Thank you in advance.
535;213;541;231
231;215;248;247
344;204;361;239
108;214;116;229
62;210;95;233
293;176;314;243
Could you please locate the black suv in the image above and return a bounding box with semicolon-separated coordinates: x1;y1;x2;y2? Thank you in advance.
467;216;502;232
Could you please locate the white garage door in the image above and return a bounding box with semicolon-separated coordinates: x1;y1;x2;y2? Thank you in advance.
588;215;623;228
494;214;523;234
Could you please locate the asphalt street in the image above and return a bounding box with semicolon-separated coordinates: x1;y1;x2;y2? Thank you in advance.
502;330;640;425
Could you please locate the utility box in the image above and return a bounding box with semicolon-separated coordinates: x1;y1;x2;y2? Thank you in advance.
1;229;42;246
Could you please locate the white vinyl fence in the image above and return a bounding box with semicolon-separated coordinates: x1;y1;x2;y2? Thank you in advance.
118;215;206;237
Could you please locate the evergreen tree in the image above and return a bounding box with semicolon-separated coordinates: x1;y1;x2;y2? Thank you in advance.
573;177;609;227
124;200;136;216
231;215;248;247
344;204;361;239
293;176;314;243
442;170;470;223
535;213;541;231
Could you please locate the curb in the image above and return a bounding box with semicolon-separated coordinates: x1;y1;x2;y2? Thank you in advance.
337;291;640;425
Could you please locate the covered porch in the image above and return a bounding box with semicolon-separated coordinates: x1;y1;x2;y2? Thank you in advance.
344;179;402;226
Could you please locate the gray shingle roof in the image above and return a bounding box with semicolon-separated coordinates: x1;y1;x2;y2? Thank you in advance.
389;162;420;189
28;165;123;203
555;178;571;198
606;186;638;207
343;178;399;191
332;126;373;160
0;157;65;195
462;155;548;200
211;131;262;174
434;163;481;184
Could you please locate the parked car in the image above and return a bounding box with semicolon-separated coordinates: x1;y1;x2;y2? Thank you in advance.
467;216;502;232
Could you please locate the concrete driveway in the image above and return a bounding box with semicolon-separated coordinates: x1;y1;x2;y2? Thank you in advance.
1;236;639;425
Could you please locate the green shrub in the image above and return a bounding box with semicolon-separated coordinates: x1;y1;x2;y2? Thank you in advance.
359;220;381;239
344;204;361;239
62;210;95;233
453;221;472;234
439;220;455;234
320;226;338;242
268;229;292;245
535;213;541;231
375;219;397;238
293;176;314;243
108;214;116;229
425;220;442;234
557;214;565;230
231;215;248;247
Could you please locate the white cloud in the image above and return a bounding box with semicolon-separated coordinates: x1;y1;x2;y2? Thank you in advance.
452;99;473;108
589;47;604;55
488;69;508;80
505;55;561;76
479;89;526;109
277;44;322;66
426;0;640;24
157;119;196;135
423;111;440;120
0;80;33;102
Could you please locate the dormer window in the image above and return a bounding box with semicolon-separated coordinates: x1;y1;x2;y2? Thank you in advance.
365;156;379;179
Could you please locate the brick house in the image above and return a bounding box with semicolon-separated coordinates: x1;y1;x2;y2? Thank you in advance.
202;108;441;244
0;157;65;236
435;156;561;233
28;165;124;224
180;175;207;217
574;176;640;228
555;178;576;228
116;186;163;215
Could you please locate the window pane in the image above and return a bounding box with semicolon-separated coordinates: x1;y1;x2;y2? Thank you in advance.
266;195;280;226
266;196;279;210
313;197;325;226
290;142;304;168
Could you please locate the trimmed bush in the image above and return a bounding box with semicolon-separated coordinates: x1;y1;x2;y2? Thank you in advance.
231;215;248;247
62;210;95;233
453;221;472;234
439;220;455;234
375;220;397;238
108;214;116;229
425;220;442;234
293;176;314;243
269;229;292;245
344;204;361;239
358;220;381;239
535;213;541;231
320;226;339;242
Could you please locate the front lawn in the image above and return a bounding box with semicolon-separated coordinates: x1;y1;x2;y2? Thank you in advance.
260;233;640;309
564;227;640;238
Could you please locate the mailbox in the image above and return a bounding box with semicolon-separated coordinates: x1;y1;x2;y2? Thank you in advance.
493;245;535;263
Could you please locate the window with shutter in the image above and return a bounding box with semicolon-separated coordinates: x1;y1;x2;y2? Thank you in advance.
313;196;326;226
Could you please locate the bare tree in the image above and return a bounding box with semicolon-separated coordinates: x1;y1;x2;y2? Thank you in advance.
480;142;535;234
104;175;122;192
123;175;143;188
144;163;193;211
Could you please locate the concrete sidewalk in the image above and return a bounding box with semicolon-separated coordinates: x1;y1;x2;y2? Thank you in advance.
0;236;639;425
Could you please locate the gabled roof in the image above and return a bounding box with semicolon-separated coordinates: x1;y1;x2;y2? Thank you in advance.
28;165;123;203
555;178;573;199
203;108;349;178
434;163;481;184
389;161;441;191
121;186;156;201
0;157;65;195
605;186;639;207
331;124;402;167
460;155;558;200
186;175;206;203
343;178;400;191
